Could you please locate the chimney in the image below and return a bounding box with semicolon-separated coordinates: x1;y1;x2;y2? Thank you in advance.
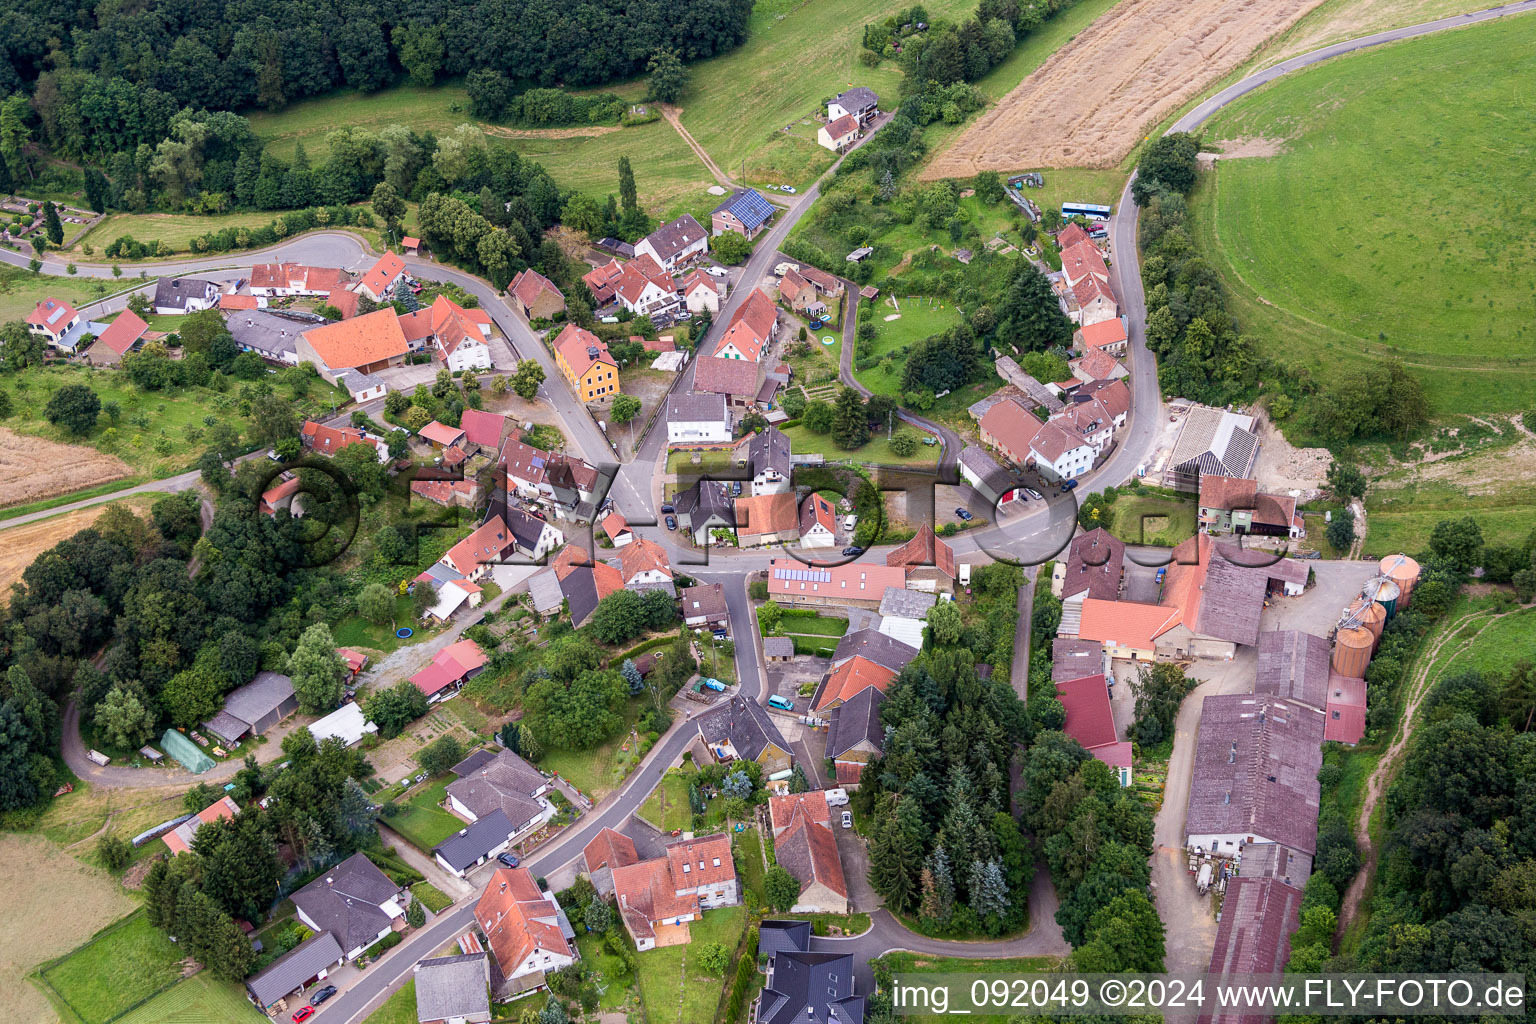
1228;742;1237;764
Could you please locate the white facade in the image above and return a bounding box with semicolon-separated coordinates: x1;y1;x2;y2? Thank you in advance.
753;466;789;496
618;278;675;315
817;125;858;151
625;567;673;588
800;522;835;548
634;236;707;274
667;415;731;446
685;282;721;313
508;893;579;980
515;522;565;561
448;792;557;838
442;336;493;373
1033;438;1096;480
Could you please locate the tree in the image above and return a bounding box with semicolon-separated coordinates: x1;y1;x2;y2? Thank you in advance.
888;429;919;456
757;600;783;635
696;941;730;976
95;685;157;749
1429;516;1484;573
802;400;835;433
764;866;800;911
42;201;63;245
591;590;646;645
1326;458;1367;500
1132;132;1200;202
249;391;299;448
788;764;809;793
45;384;101;435
287;623;347;713
646;49;689;103
98;833;132;872
709;231;752;265
1075;889;1166;972
831;386;869;450
1326;510;1355;553
997;263;1072;351
511;360;546;399
194;811;283;921
363;681;430;739
584;897;612;933
418;735;466;776
617;157;639;218
1129;662;1193;745
357;582;396;627
611;393;642;424
523;670;628;749
393;25;445;87
405;894;426;928
372;181;407;234
160;665;226;728
926;600;963;646
974;170;1005;204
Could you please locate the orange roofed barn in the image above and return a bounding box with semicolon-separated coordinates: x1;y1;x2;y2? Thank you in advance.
766;558;907;611
474;867;576;991
611;833;737;950
552;324;621;404
295;309;408;385
163;795;241;855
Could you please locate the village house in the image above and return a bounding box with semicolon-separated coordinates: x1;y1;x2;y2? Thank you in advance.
710;187;776;241
613;254;679;317
246;934;347;1012
1030;420;1097;481
414;954;492;1024
958;445;1014;507
735;491;800;548
249;263;345;297
259;475;303;517
83;310;148;364
603;511;633;547
666;392;732;446
152;277;218;314
1166;406;1261;493
300;420;388;461
475;867;576;995
445;748;556;840
409;638;489;702
979;397;1044;466
292;852;408;961
505;507;564;560
886;522;957;592
674;479;737;545
754;923;861;1024
26;297;84;349
226;310;306;365
1198;474;1304;539
581;260;625;306
743;425;792;494
355;251;406;303
777;268;824;317
828;86;879;124
813;653;898;712
817;113;860;152
1059;240;1118;326
680;583;729;630
295;309;409;386
501;436;553;498
1076;317;1129;356
714;318;767;362
551;323;621;403
826;686;884;786
612;833;738;951
583;828;639;896
634;214;708;272
681;270;722;313
768;792;849;914
1070;347;1127;384
441;517;513;580
1056;674;1132;786
617;536;674;593
553;547;625;628
769;559;907;612
694;695;793;775
877;586;934;649
1058;527;1124;623
162;796;240;855
509;268;566;320
398;295;495;373
798;492;837;548
831;630;918;674
694;354;760;409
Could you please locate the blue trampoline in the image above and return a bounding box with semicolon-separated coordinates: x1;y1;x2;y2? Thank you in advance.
396;627;414;639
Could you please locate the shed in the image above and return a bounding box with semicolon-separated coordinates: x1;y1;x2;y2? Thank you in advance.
308;703;378;747
763;637;795;662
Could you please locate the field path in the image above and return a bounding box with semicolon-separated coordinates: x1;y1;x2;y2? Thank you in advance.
1334;604;1511;941
661;105;735;189
479;124;622;140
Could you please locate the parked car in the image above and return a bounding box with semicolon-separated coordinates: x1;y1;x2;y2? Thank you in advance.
767;695;795;711
731;481;743;497
660;502;675;513
497;852;521;868
1155;567;1167;584
293;1007;315;1023
675;311;692;321
1060;479;1079;491
706;266;729;277
713;629;729;641
955;507;974;521
922;436;939;446
841;810;853;829
665;515;677;531
309;986;338;1007
842;545;864;557
1025;488;1043;501
783;186;798;194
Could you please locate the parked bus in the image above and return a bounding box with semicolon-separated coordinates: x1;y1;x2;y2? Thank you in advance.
1061;202;1112;222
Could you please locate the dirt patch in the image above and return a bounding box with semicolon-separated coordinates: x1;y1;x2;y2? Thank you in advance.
1252;410;1332;501
0;428;132;508
0;833;137;1024
923;0;1329;176
1203;136;1289;160
0;494;156;594
480;124;623;140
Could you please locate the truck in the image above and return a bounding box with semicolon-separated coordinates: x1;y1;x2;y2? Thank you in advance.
1196;862;1214;894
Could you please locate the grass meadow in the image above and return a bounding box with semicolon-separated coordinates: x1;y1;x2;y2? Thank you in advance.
634;906;745;1024
1440;607;1536;685
37;913;184;1024
1190;13;1536;418
853;295;963;397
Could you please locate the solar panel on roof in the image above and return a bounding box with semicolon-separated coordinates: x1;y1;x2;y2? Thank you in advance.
531;456;546;468
47;306;67;324
774;568;830;582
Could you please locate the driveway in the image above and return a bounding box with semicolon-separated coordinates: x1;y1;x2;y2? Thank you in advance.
380;824;475;900
836;825;878;912
1263;559;1376;635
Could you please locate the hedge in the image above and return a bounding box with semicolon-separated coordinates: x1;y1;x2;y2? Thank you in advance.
605;633;679;668
791;636;837;657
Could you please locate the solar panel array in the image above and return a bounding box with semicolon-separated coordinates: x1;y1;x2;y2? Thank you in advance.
728;189;776;231
773;566;830;582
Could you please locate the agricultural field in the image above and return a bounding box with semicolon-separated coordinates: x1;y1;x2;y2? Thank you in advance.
1190;14;1536;418
634;905;745;1024
0;266;128;323
1254;0;1505;68
853;295;963;398
924;0;1327;176
4;834;138;1024
0;426;133;509
0;494;157;594
36;912;186;1024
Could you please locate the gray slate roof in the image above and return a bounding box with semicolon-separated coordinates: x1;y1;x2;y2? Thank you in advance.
444;749;547;827
749;426;792;482
246;931;345;1006
1170;406;1260;479
1235;840;1313;887
224;671;295;726
414;953;490;1022
758;919;812;959
831;629;917;672
527;566;565;616
228;310;308;359
675;480;736;527
451;748;498;777
762;636;795;658
833;87;879;113
154;276;217;310
757;950;865;1024
1051;638;1105;682
1254;630;1331;710
432;809;515;872
641;214;706;261
667;391;728;424
1185;695;1325;854
1062;527;1125;602
505;507;549;552
291;852;400;956
695;696;789;763
825;685;885;759
878;586;936;620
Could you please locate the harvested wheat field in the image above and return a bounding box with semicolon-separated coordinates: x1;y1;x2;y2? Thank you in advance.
0;495;156;594
923;0;1328;176
1;833;137;1024
0;428;131;508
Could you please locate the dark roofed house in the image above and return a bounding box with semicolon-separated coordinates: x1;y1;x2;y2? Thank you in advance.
292;852;406;960
202;671;297;746
1061;527;1124;603
153;276;218;314
1052;638;1106;682
680;583;729;629
744;425;792;495
711;188;776;241
694;355;761;408
831;629;918;673
826;685;885;787
829;86;879;123
432;809;519;878
695;696;792;775
674;479;736;545
415;953;491;1024
451;748;498;777
635;214;708;271
757;919;812;960
246;931;347;1011
755;923;864;1024
445;748;556;840
1184;694;1325;857
1254;630;1331;711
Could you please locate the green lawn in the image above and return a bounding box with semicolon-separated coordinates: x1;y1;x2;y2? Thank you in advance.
778;424;940;470
734;828;767;906
410;881;455;913
0;266;131;322
573;932;631;1010
1442;607;1536;680
872;951;1057;1024
114;973;266;1024
640;764;699;833
1363;475;1536;557
39;912;185;1024
775;613;849;637
72;211;289;254
538;700;645;801
363;979;417;1024
853;295;964;398
635;906;746;1024
386;777;466;852
332;594;449;654
1104;492;1197;547
666;448;737;477
1190;13;1536;418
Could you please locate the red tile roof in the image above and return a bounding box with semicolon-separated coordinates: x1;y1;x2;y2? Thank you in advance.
665;832;734;888
1072;273;1116;308
259;474;302;514
774;803;848;900
325;288;360;320
815;656;897;711
769;791;831;834
727;288;779;343
418;421;465;448
1056;223;1092;249
250;264;343;292
642;335;675;352
510;268;564;310
680;270;718;297
824;114;860;140
885;523;956;580
1079;318;1127;350
1056;674;1132;770
767;559;906;602
338;648;369;675
715;319;766;362
736;491;799;539
27;297;78;335
219;293;258;311
301;420;378;455
301;309;408;369
612;859;696;941
1077;598;1181;652
553;323;616;378
442;517;511;576
614;254;673;307
476;867;572;977
582;260;624;304
357;251;405;297
409;638;487;696
617;536;672;582
583;827;639;874
459;408;508;450
1073;348;1121;381
979;399;1043;458
694;355;760;397
163;795;241;855
1060;240;1110;285
95;310;148;356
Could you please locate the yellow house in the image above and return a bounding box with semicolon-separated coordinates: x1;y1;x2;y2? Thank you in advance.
552;323;621;403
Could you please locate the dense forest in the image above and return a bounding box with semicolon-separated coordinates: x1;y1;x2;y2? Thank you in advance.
0;0;752;110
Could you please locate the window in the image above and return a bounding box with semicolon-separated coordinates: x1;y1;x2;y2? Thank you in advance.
682;863;690;873
712;858;721;867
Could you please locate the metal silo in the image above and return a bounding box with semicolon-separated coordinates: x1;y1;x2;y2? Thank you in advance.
1379;554;1421;608
1361;576;1401;619
1332;626;1374;679
1348;598;1386;646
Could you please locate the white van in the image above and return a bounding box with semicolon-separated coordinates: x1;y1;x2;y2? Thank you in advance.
842;514;858;531
824;788;850;806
